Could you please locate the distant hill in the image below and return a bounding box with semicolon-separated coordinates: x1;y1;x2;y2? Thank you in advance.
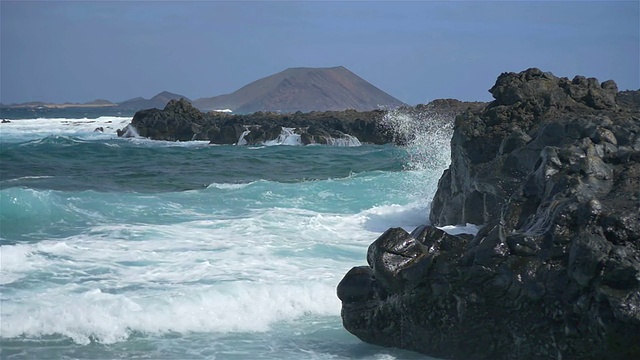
192;66;405;113
85;99;114;106
117;91;189;110
2;99;116;109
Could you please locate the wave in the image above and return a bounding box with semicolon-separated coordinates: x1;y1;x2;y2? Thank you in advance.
1;282;339;344
252;127;362;147
0;193;432;344
19;135;88;147
1;175;55;183
5;116;132;122
205;181;255;190
0;117;132;144
359;203;428;232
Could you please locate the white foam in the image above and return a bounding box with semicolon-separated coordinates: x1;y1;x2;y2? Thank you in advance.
235;130;250;146
1;175;55;183
205;182;253;190
382;108;453;172
123;137;210;147
0;202;391;344
118;124;140;138
1;282;339;345
264;127;302;146
0;244;40;284
0;116;132;142
359;203;428;233
438;223;482;236
324;134;362;147
262;127;361;147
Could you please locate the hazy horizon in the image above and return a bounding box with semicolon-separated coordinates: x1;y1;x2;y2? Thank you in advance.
1;1;638;105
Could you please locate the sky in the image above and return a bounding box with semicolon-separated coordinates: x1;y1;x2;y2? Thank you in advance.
1;1;638;105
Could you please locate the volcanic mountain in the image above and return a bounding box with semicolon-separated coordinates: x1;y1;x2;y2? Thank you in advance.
117;91;189;110
192;66;405;113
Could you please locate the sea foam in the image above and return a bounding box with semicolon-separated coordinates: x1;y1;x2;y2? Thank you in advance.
1;281;339;344
1;107;455;360
0;116;132;143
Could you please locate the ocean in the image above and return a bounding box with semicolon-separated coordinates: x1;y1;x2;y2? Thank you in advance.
0;110;451;359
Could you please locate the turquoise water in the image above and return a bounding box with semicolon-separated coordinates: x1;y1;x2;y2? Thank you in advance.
0;115;447;359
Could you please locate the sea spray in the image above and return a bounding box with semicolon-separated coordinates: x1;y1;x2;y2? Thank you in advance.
381;106;454;172
380;106;455;213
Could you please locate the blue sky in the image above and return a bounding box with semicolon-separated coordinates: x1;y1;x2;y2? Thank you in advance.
1;1;638;105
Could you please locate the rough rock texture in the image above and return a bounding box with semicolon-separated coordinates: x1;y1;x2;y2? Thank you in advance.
118;98;392;145
118;98;481;146
338;68;640;359
617;90;640;111
416;99;486;119
118;98;209;141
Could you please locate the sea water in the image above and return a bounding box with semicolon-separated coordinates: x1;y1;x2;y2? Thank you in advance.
0;111;452;359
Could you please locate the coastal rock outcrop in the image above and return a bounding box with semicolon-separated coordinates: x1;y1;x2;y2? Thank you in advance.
118;98;392;145
338;68;640;359
118;97;485;146
118;98;209;141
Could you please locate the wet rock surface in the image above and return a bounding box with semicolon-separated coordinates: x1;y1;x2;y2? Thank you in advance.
118;98;391;145
118;98;484;146
338;68;640;359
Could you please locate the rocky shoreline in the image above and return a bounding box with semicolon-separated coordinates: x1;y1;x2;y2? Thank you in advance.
117;98;483;146
117;100;389;145
337;68;640;359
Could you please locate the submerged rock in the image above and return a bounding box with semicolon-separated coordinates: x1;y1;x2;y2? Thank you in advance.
338;68;640;359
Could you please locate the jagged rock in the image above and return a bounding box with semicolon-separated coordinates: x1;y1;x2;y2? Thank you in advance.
119;99;393;145
118;96;487;146
338;68;640;359
617;90;640;111
126;98;210;141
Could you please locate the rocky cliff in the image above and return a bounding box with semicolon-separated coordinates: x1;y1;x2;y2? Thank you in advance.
338;68;640;359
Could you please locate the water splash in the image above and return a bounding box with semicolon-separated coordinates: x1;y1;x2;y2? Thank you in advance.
119;124;141;138
324;134;362;147
379;106;459;216
236;130;251;146
264;128;302;146
382;106;454;173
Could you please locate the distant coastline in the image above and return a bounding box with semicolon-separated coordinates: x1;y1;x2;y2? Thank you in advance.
3;102;118;109
1;66;405;113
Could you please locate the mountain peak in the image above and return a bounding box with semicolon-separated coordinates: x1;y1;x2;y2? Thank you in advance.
118;91;189;110
193;66;404;113
152;91;185;100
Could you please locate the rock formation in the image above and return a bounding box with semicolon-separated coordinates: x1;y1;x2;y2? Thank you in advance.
338;68;640;359
118;98;482;146
118;98;392;145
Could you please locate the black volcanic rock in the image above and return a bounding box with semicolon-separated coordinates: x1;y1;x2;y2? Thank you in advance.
192;66;405;113
338;68;640;359
118;95;491;146
617;90;640;111
118;98;208;141
118;98;394;145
